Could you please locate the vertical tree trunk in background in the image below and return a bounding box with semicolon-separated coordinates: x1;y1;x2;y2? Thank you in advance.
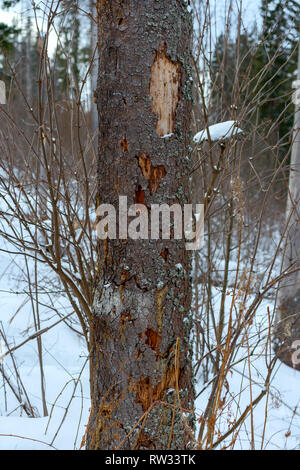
86;0;194;450
25;15;32;103
90;0;98;152
276;43;300;370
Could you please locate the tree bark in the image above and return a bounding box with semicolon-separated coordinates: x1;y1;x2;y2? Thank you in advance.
276;42;300;370
86;0;195;450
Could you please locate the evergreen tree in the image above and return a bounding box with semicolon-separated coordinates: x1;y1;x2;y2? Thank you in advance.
0;0;20;54
253;0;300;151
0;22;19;55
210;30;256;120
54;1;90;100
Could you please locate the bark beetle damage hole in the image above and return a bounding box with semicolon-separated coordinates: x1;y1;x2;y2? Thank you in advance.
137;152;166;194
144;328;161;351
160;247;169;261
150;45;181;137
135;185;145;204
120;138;129;152
120;311;132;326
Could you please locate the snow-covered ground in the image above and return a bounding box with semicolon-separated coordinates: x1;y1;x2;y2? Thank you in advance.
193;224;300;450
0;189;299;450
194;286;300;450
0;240;90;450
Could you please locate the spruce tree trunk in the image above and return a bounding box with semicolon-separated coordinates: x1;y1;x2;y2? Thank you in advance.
276;43;300;370
86;0;194;450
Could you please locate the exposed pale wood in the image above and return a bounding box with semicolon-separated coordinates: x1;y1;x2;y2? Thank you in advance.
150;47;180;137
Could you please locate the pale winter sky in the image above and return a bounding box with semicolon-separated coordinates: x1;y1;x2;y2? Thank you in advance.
0;0;263;65
0;0;262;51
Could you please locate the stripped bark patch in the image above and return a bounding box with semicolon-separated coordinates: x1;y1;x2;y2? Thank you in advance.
145;327;161;351
120;138;129;152
137;152;166;193
136;366;177;412
138;152;151;179
151;166;167;193
160;248;169;261
150;47;180;137
135;185;145;204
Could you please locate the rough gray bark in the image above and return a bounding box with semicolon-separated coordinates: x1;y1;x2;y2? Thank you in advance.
86;0;195;450
276;43;300;370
